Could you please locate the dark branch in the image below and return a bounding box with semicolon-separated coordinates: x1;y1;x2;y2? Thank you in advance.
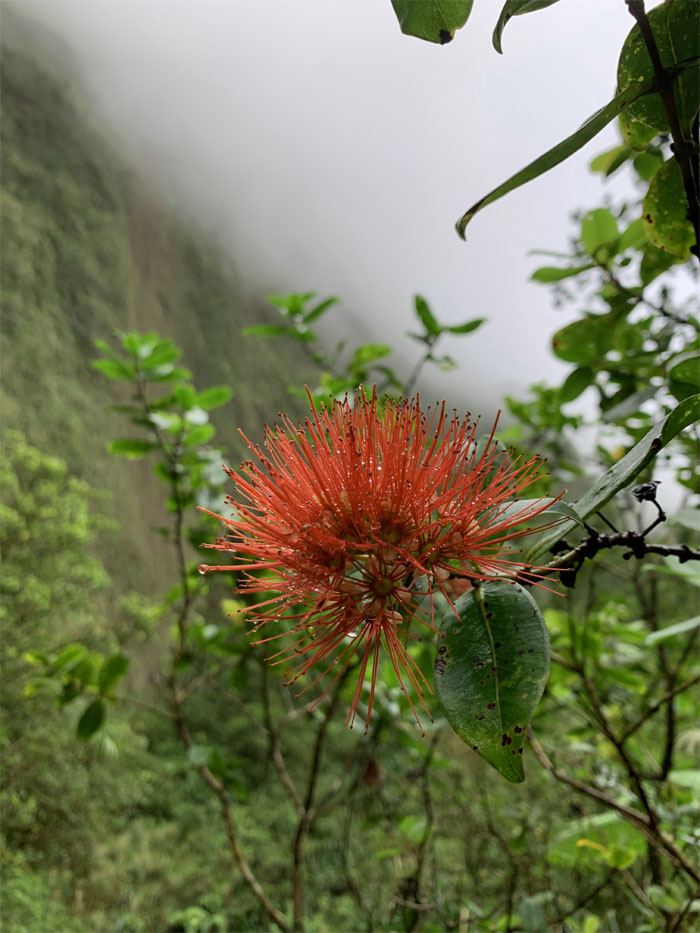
626;0;700;259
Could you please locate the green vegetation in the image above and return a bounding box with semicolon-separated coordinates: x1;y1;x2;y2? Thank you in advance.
0;9;314;594
2;3;699;933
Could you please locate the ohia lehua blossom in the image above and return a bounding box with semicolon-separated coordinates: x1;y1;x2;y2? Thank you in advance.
200;388;561;731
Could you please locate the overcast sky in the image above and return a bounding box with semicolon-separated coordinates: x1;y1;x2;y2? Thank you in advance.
21;0;642;417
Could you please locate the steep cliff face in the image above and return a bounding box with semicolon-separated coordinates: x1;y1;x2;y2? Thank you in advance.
1;10;313;590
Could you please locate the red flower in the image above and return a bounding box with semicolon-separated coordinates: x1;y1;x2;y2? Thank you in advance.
200;389;560;732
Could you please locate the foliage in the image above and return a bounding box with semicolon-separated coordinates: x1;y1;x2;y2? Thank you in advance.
3;1;700;932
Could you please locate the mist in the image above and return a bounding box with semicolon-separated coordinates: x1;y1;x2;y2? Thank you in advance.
19;0;640;416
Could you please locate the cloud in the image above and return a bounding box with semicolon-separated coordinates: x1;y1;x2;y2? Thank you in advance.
20;0;638;414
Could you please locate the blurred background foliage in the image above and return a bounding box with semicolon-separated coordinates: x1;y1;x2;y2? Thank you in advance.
1;5;699;933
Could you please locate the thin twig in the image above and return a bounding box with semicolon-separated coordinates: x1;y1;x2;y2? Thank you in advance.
621;674;700;742
528;728;700;885
292;671;350;930
261;663;303;816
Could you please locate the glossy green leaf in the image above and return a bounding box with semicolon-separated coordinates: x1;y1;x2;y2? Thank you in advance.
108;438;156;459
391;0;474;44
643;159;696;259
492;0;561;54
446;317;486;335
456;78;655;239
531;264;594;283
77;699;106;740
98;653;130;693
414;295;441;336
645;616;700;646
196;386;233;410
434;582;550;783
527;394;700;563
617;2;700;150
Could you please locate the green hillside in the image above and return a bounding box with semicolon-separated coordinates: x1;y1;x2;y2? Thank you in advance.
0;9;313;593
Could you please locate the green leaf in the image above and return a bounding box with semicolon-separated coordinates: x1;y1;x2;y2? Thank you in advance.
668;769;700;793
668;351;700;387
97;653;130;693
618;217;648;251
446;317;486;335
350;344;392;369
414;294;441;336
552;316;612;365
184;424;216;447
173;384;197;411
77;699;106;740
531;264;595;283
108;438;156;459
434;582;550;783
559;367;593;403
391;0;474;44
601;386;659;424
580;208;618;255
632;150;663;182
667;507;700;532
52;643;87;672
643;159;696;260
617;2;700;150
642;556;700;588
242;324;293;338
456;77;656;238
492;0;562;53
640;243;678;285
140;339;181;369
398;815;428;843
645;616;700;646
303;296;339;324
590;144;631;177
527;394;700;563
488;498;584;529
91;359;136;381
195;386;233;411
548;811;646;870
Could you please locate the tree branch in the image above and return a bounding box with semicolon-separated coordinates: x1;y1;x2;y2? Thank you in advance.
626;0;700;259
529;728;700;885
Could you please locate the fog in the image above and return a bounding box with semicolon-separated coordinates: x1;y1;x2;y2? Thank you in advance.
20;0;640;415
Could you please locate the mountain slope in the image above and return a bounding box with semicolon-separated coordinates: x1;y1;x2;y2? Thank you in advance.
1;10;314;591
